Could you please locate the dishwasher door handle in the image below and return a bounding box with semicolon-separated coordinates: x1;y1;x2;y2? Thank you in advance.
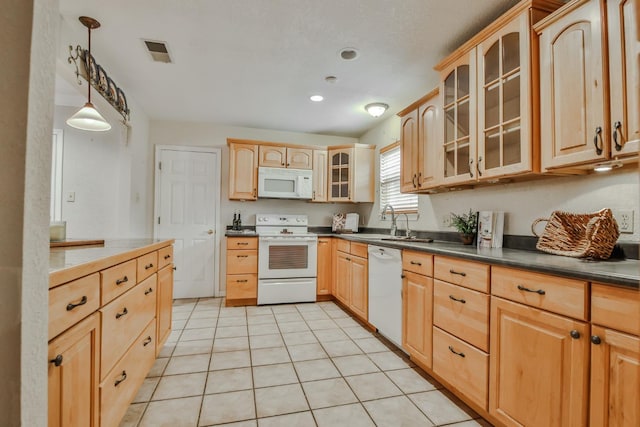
369;252;394;260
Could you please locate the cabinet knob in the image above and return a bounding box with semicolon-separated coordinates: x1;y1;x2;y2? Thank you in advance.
570;330;581;339
50;354;63;367
591;335;602;345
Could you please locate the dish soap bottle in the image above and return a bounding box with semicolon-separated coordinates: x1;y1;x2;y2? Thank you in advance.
237;212;242;230
232;212;238;230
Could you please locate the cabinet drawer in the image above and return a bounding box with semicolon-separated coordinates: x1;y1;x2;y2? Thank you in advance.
226;274;257;299
335;239;351;253
433;280;489;352
491;266;588;320
433;326;488;410
592;283;640;335
227;237;258;250
100;320;156;427
49;273;100;340
434;256;489;292
402;250;433;276
350;242;368;258
101;260;137;306
157;245;174;270
100;274;157;379
137;251;158;282
226;250;258;274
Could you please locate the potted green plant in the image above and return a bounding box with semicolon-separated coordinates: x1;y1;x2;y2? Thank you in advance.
450;209;478;245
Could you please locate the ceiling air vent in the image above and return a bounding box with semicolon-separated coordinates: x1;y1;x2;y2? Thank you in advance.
143;40;172;63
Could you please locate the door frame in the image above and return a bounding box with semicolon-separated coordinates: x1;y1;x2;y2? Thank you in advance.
153;144;223;297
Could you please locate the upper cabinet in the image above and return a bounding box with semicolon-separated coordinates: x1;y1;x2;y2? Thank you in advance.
311;149;328;202
536;0;639;171
399;88;442;192
258;146;313;169
328;145;375;203
229;142;258;200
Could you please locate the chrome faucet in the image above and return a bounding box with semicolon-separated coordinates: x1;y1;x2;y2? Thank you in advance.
381;204;397;236
402;213;412;237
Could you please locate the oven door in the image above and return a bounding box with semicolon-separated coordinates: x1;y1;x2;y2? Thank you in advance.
258;236;317;279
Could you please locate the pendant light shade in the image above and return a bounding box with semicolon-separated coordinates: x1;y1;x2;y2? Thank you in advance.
66;102;112;131
66;16;111;132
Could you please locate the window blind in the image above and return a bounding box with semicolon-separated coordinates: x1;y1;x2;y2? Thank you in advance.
379;144;418;213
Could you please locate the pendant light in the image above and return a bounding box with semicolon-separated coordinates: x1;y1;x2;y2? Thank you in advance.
66;16;111;132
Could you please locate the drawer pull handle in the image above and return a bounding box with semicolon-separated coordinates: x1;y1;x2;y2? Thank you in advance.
116;276;129;285
591;335;602;345
115;307;129;319
114;371;127;387
164;254;171;260
145;263;154;270
410;260;422;266
517;285;545;295
570;330;581;339
449;269;466;277
237;242;249;246
143;336;153;346
237;255;248;258
613;121;623;151
346;257;351;261
50;355;63;367
449;295;466;304
593;126;603;155
448;346;465;358
144;287;153;295
66;295;87;311
237;279;248;283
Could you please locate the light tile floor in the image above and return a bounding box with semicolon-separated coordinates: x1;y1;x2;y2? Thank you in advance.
120;298;493;427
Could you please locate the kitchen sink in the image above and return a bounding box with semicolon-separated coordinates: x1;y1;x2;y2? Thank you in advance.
380;236;434;243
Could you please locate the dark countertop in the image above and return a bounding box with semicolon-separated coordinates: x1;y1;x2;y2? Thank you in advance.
226;231;638;289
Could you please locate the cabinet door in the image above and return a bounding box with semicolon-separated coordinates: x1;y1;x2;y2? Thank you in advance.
538;0;608;170
287;147;313;169
335;251;351;305
489;297;589;427
258;145;287;168
349;256;368;320
328;148;353;201
417;91;441;190
400;110;419;192
156;264;173;354
590;325;640;427
607;0;640;157
441;51;477;185
477;13;533;179
48;312;100;427
402;271;433;369
311;150;328;202
229;143;258;200
316;238;332;295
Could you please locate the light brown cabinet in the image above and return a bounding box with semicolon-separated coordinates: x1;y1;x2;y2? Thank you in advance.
48;312;100;427
402;269;433;369
537;0;639;172
259;145;313;169
328;145;375;202
334;241;368;321
316;237;332;297
225;237;258;306
311;149;328;202
399;89;441;192
156;262;173;355
228;142;258;200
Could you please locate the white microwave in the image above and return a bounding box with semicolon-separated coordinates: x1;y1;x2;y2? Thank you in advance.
258;167;313;199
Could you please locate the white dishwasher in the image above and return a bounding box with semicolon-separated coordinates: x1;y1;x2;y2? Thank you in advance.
368;245;403;348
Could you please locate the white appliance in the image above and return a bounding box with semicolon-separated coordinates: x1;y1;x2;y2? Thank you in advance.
257;214;317;305
368;244;403;348
258;167;313;199
344;213;359;232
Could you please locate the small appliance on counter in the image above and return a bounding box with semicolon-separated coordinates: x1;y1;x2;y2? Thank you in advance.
332;212;359;233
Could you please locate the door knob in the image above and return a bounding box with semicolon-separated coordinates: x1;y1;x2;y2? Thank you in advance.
207;229;214;235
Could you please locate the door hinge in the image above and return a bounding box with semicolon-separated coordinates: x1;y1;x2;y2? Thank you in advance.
158;162;162;171
157;217;160;225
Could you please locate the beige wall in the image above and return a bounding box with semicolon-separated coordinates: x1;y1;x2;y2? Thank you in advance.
0;0;58;425
359;115;640;243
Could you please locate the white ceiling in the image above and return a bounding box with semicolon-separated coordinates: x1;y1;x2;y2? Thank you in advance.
57;0;520;138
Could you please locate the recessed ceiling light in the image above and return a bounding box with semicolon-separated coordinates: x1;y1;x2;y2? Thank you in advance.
339;48;359;61
310;95;324;102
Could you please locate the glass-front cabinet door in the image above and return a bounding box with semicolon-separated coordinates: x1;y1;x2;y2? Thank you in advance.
477;14;533;179
328;148;352;201
440;51;476;185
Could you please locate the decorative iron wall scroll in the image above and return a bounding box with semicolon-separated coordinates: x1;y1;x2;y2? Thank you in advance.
68;45;130;122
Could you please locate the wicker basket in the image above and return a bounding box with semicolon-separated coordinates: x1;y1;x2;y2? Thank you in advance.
531;208;620;260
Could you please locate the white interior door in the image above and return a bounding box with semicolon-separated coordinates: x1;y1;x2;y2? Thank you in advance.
154;146;220;298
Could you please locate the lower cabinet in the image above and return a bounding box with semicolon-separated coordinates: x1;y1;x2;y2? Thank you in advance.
156;263;174;355
225;237;258;305
489;296;589;427
334;242;368;321
316;237;332;297
402;271;433;369
48;312;101;427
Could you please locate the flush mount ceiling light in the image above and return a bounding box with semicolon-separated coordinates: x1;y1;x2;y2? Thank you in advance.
310;95;324;102
365;103;389;118
66;16;111;132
